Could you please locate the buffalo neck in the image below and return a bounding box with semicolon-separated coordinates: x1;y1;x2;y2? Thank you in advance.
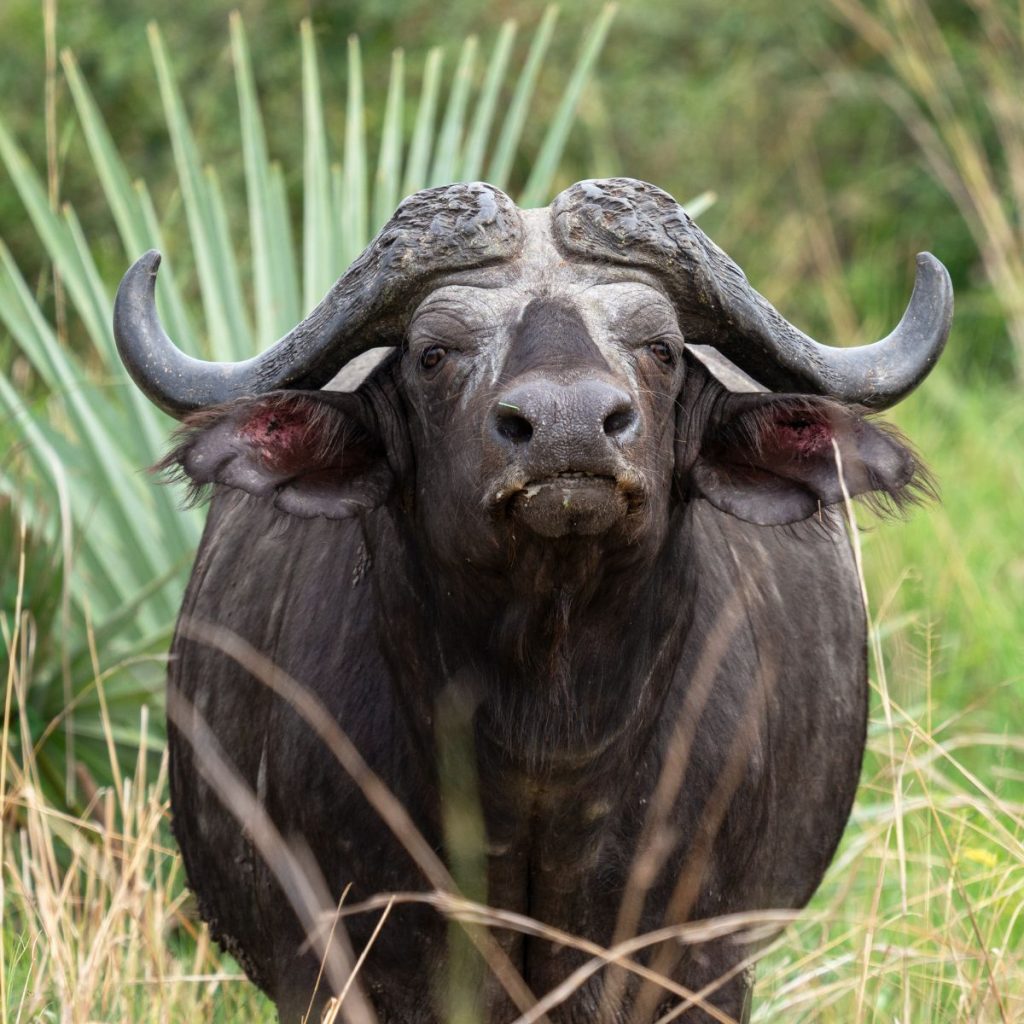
368;502;699;783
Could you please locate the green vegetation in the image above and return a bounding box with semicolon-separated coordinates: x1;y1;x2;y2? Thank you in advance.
757;376;1024;1020
1;0;1021;1020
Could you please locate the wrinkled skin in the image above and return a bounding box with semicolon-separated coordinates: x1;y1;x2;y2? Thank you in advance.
165;211;925;1022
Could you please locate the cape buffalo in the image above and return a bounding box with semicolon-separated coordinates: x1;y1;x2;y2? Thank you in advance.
114;178;952;1023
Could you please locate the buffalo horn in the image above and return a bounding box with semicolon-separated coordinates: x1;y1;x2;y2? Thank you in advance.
114;182;523;419
550;178;953;410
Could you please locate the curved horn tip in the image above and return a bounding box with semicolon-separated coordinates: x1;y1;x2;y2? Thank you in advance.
851;249;953;411
916;250;951;280
137;248;162;278
141;248;162;269
117;250;163;296
909;250;954;328
914;252;953;302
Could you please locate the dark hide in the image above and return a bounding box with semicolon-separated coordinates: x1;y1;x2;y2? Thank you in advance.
164;348;928;1023
501;298;612;377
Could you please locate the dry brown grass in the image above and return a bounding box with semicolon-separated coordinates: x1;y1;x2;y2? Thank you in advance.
2;467;1023;1022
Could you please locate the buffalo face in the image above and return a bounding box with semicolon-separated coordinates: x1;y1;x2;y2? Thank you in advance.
400;211;684;567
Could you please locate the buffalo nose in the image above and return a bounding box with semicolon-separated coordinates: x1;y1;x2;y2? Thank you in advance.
602;403;639;440
491;380;639;454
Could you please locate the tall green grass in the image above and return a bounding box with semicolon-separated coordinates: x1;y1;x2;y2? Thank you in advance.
869;376;1023;722
755;381;1024;1019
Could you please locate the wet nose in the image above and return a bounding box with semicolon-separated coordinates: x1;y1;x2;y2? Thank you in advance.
491;379;639;458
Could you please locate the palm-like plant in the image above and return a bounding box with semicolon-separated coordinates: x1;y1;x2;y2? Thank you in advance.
0;6;616;812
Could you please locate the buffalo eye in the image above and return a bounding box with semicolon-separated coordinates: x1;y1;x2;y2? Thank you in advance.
420;345;447;370
648;340;675;366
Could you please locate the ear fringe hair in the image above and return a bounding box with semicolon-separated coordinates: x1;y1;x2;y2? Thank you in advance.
152;444;214;511
150;392;375;511
712;392;937;523
857;419;938;520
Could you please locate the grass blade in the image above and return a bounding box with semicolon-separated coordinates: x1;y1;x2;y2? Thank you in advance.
683;191;717;220
342;35;368;267
231;12;279;348
429;35;478;187
486;5;558;190
267;162;301;330
301;18;335;311
62;48;200;356
133;181;201;355
373;49;404;231
402;47;443;195
330;162;345;275
519;3;616;207
459;22;517;183
60;51;146;257
149;22;252;361
204;164;253;361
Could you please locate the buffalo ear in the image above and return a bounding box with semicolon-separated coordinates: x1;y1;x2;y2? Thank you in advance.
691;395;933;526
158;391;392;520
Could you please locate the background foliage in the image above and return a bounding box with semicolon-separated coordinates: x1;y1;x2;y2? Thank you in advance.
1;0;1021;1020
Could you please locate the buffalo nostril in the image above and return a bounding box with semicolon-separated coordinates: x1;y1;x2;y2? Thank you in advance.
496;412;534;444
603;406;637;439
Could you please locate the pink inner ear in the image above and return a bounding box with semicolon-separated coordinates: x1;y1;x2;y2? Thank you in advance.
765;413;834;458
242;402;316;469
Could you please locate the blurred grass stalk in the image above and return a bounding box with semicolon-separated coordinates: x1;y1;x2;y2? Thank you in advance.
0;5;615;814
830;0;1024;383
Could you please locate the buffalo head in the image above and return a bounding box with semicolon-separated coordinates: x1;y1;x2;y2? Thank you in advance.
114;178;950;568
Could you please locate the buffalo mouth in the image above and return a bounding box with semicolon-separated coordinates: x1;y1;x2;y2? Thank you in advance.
502;472;640;539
